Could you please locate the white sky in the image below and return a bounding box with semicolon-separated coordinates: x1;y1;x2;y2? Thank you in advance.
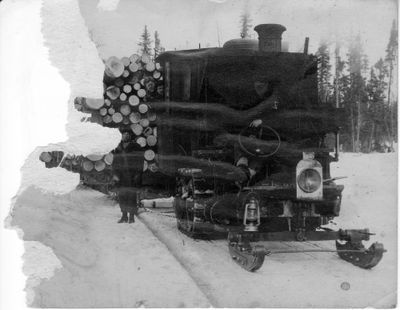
79;0;397;64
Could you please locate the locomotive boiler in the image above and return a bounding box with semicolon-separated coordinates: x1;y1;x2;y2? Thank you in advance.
40;23;385;272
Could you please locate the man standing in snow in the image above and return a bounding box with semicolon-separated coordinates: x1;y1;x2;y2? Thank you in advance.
111;170;141;224
117;187;139;224
111;148;142;223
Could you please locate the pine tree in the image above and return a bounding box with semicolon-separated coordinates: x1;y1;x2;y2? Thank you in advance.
239;9;252;38
384;20;398;146
333;44;345;108
344;34;369;152
154;31;164;59
316;41;332;105
138;25;153;57
361;54;369;77
366;59;388;151
331;43;355;150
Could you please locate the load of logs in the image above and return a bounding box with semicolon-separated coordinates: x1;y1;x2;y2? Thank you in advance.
39;54;164;193
40;51;344;191
39;150;115;192
39;150;114;171
74;54;163;173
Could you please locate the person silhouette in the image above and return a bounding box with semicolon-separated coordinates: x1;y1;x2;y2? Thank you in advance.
117;187;138;224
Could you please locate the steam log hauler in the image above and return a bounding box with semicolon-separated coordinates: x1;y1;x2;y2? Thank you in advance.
153;23;385;271
40;23;386;272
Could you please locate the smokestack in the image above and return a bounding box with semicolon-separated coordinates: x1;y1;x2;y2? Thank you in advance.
254;24;286;52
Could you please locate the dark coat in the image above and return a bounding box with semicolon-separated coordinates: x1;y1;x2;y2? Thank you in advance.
118;187;138;213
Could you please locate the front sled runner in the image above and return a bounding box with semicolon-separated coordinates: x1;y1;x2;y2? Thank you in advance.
227;229;386;272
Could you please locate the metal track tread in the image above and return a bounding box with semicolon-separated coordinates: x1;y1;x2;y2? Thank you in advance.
228;242;266;272
227;230;386;272
335;241;386;269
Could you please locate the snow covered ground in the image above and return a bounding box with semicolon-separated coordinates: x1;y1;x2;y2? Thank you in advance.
9;152;397;308
11;186;210;307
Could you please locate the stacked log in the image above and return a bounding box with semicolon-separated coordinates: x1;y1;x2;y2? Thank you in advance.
73;53;164;176
100;53;162;173
74;96;105;113
39;151;115;187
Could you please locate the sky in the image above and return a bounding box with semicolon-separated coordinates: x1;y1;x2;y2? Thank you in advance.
79;0;397;65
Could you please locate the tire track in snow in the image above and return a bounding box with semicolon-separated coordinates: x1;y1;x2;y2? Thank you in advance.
137;213;219;307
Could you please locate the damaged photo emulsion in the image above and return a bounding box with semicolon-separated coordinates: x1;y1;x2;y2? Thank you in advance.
4;0;397;307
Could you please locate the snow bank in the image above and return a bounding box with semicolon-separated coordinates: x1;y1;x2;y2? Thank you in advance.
11;187;211;307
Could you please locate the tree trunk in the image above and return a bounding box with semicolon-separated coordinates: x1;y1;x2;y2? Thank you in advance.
355;100;361;152
350;104;355;152
368;121;375;153
391;103;395;146
335;46;340;108
388;65;393;145
384;120;392;147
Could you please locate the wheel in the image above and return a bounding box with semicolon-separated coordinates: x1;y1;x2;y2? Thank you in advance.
238;122;281;158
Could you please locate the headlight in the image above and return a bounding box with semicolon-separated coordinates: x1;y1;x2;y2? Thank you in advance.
297;169;321;193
